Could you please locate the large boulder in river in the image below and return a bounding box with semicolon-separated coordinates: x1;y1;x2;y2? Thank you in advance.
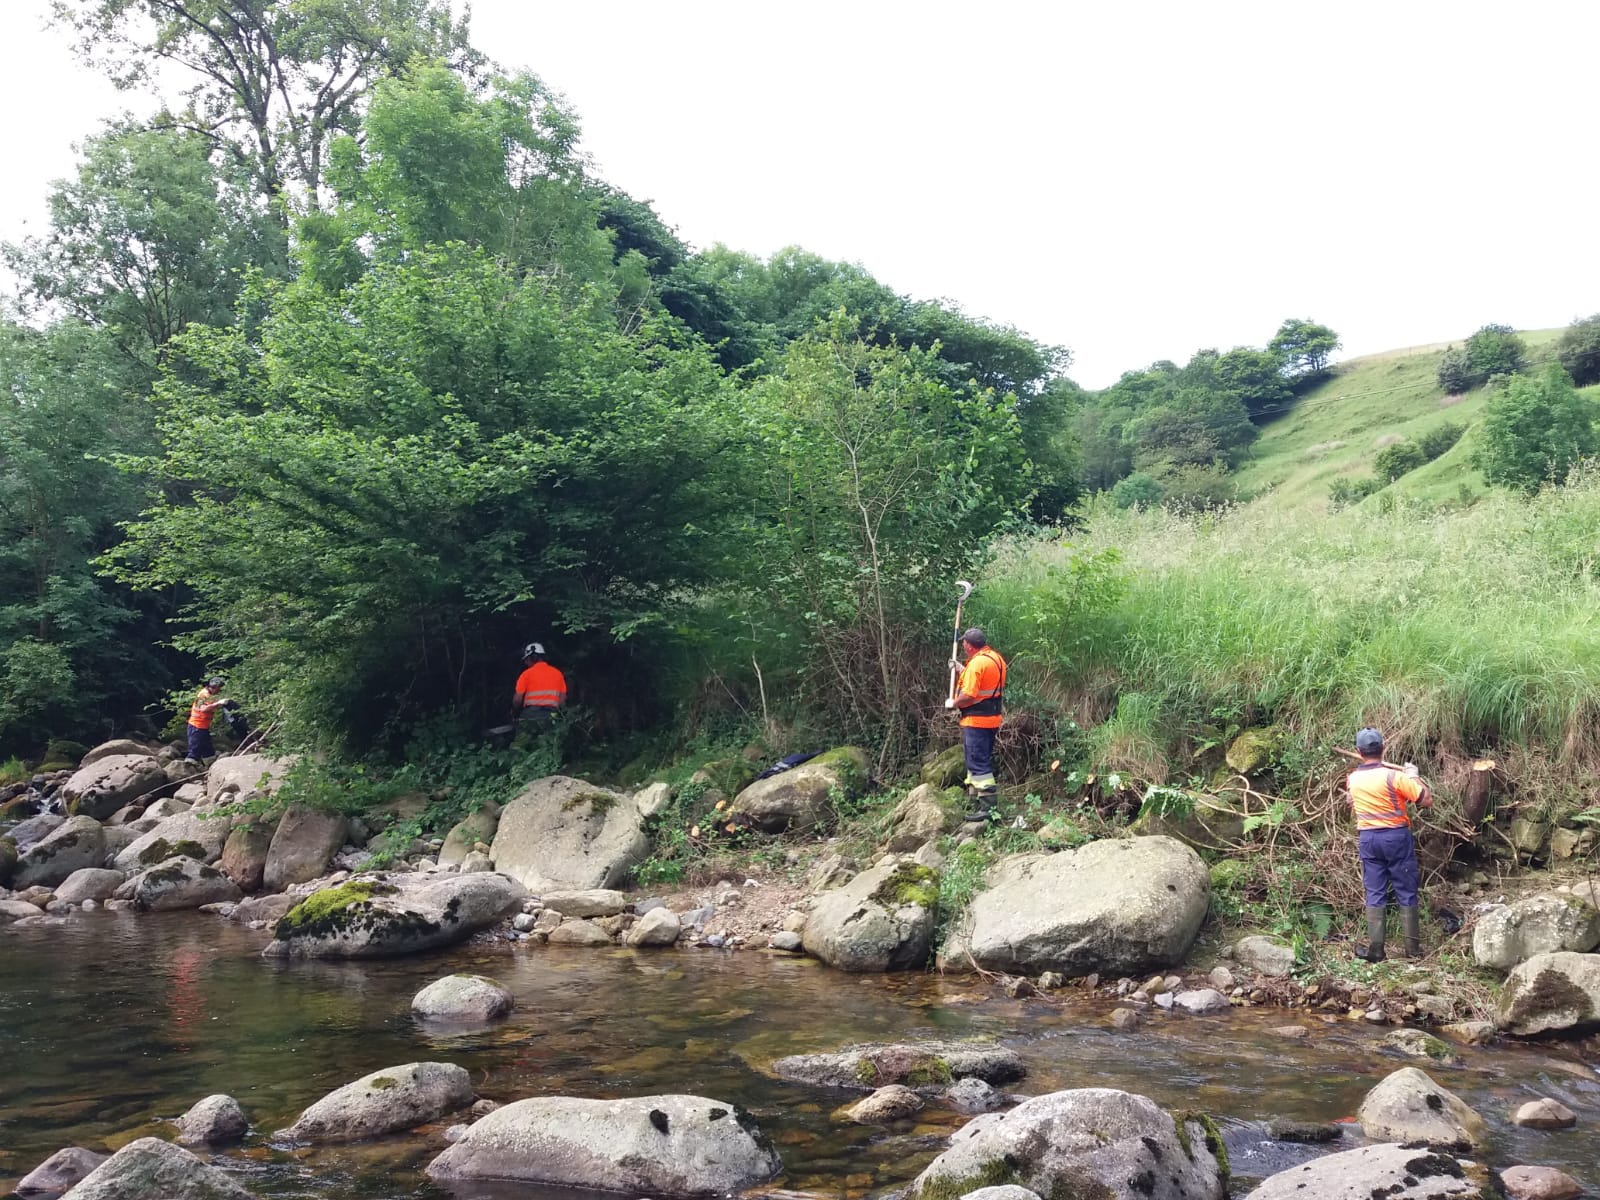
1244;1143;1491;1200
80;738;157;767
176;1094;249;1145
1472;894;1600;971
904;1088;1226;1200
277;1062;473;1143
7;812;64;852
772;1040;1025;1091
411;974;515;1023
113;808;235;873
726;747;867;833
218;822;273;892
803;858;938;972
61;755;166;821
262;871;525;959
883;784;959;852
14;816;106;889
60;1136;255;1199
205;753;291;803
1356;1067;1486;1149
942;836;1210;976
1497;951;1600;1035
54;867;126;904
490;776;648;892
117;856;243;911
15;1146;108;1195
427;1094;781;1195
262;806;347;892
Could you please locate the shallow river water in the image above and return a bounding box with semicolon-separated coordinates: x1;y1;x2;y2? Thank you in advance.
2;912;1598;1198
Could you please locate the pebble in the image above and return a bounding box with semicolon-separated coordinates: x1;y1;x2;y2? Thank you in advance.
511;913;537;933
1154;992;1175;1010
1270;1025;1310;1039
1110;1007;1143;1031
1037;971;1065;990
768;932;802;952
81;898;97;911
1209;965;1235;990
1003;977;1038;999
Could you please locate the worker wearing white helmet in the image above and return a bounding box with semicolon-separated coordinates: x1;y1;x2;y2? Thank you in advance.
512;642;567;729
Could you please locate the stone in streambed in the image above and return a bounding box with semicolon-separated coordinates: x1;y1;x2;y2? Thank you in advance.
1497;951;1600;1036
1356;1066;1486;1149
1512;1098;1577;1129
802;858;938;972
218;822;273;892
277;1062;473;1143
726;747;867;833
116;856;241;911
411;975;515;1023
263;806;347;892
426;1093;780;1195
1243;1142;1490;1199
905;1088;1225;1200
1500;1166;1583;1200
490;777;648;891
772;1040;1025;1091
60;755;166;821
262;871;524;959
541;888;626;918
547;917;613;946
14;817;106;889
1234;935;1295;977
846;1085;924;1124
1473;894;1600;970
624;906;681;947
59;1136;255;1199
15;1146;107;1195
52;868;125;905
176;1094;249;1144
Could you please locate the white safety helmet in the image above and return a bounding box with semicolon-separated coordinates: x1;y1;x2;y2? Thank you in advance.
521;642;546;660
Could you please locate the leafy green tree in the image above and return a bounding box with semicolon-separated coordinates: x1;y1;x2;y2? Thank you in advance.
1437;345;1473;393
1214;346;1292;420
1111;472;1164;509
1017;378;1084;522
5;122;283;369
739;319;1030;766
1416;422;1465;461
1125;388;1257;469
1269;318;1340;380
1476;365;1597;494
1373;440;1427;481
52;0;478;207
1555;313;1600;387
1464;324;1526;381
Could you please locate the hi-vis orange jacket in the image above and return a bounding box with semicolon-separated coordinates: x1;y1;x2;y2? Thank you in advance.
188;688;219;730
957;648;1007;730
1347;762;1425;830
515;661;567;710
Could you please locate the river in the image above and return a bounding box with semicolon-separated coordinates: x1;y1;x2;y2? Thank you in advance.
1;913;1596;1198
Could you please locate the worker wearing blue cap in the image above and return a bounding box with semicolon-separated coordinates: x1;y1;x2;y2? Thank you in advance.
1348;727;1432;961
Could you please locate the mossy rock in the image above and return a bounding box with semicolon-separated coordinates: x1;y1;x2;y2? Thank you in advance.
137;838;208;867
812;746;869;796
560;790;617;815
698;756;758;799
1209;859;1248;892
1037;817;1086;849
274;880;401;940
1225;727;1284;775
0;837;16;888
920;744;967;789
871;863;941;909
44;739;90;764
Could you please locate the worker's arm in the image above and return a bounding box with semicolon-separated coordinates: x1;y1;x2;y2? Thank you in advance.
1402;766;1433;810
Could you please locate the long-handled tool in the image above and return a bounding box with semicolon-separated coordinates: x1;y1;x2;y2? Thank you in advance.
947;580;975;704
1333;746;1409;772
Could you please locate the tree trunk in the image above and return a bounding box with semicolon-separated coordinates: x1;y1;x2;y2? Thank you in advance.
1462;758;1496;829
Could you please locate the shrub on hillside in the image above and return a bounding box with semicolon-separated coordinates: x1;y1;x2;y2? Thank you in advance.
1158;464;1237;514
1556;313;1600;387
1438;326;1527;393
1111;471;1165;510
1329;476;1383;509
1374;441;1427;481
1436;346;1473;393
1416;422;1465;461
1475;364;1598;494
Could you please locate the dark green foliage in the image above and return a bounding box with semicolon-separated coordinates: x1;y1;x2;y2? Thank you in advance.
1328;476;1384;508
1440;325;1526;392
1437;346;1474;393
1112;472;1165;510
1476;365;1598;494
1269;318;1340;383
1555;313;1600;386
1374;440;1428;481
1416;422;1466;461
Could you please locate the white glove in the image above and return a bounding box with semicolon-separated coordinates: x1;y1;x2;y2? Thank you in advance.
943;698;957;709
949;659;963;673
1402;763;1420;779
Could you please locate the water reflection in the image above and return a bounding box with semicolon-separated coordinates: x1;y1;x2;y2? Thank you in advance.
0;912;1595;1197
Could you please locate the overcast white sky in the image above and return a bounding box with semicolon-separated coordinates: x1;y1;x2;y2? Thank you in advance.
2;1;1596;386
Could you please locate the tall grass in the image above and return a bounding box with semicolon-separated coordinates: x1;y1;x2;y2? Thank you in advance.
974;473;1600;779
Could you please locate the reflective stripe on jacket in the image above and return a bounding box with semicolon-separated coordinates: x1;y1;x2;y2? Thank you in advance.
515;662;568;709
1348;762;1423;830
958;648;1007;730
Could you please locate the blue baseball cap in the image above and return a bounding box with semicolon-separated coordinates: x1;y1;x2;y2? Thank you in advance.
1355;728;1384;755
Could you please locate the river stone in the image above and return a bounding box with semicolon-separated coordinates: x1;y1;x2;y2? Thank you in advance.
61;755;167;821
963;1190;1042;1200
263;806;348;892
542;888;627;918
232;892;294;925
1243;1142;1488;1199
15;1146;108;1195
803;857;938;972
635;781;673;820
218;822;273;891
80;738;157;768
905;1088;1225;1200
278;1062;473;1143
262;870;526;959
884;784;958;853
1498;951;1600;1035
1;897;45;922
1173;988;1229;1015
947;1077;1005;1113
1500;1166;1583;1200
942;836;1209;976
143;797;193;820
547;917;613;946
1234;935;1295;977
8;812;65;851
59;1136;255;1199
625;905;681;947
726;747;866;833
412;974;515;1022
426;1093;781;1194
772;1040;1026;1091
205;753;291;803
1513;1097;1577;1129
118;856;243;911
176;1094;249;1144
490;776;649;892
53;868;125;905
113;809;234;873
15;817;107;889
439;803;500;866
1473;894;1600;971
1356;1066;1486;1149
1382;1027;1461;1066
847;1085;924;1123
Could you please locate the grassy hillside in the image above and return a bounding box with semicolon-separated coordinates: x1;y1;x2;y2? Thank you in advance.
1233;328;1593;511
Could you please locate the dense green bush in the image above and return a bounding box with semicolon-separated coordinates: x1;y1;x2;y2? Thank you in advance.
1476;365;1597;494
1416;422;1465;461
1373;440;1427;481
1328;476;1383;509
1111;472;1164;509
1556;313;1600;386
